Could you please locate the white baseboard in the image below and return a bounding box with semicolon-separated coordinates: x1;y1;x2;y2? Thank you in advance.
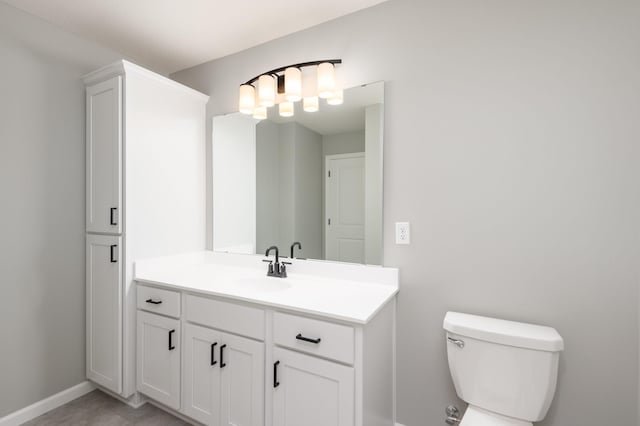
0;381;95;426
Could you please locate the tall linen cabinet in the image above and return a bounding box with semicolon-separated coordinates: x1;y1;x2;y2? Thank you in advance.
84;60;208;398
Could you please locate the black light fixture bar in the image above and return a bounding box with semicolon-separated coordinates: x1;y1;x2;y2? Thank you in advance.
243;59;342;86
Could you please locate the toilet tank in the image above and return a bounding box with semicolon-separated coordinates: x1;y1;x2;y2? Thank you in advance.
443;312;564;422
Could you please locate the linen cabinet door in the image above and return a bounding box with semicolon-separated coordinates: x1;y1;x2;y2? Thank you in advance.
86;75;122;234
220;333;265;426
183;323;222;426
137;311;181;410
86;234;122;394
272;347;355;426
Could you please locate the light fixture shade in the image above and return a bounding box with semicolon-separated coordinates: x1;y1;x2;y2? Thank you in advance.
279;101;294;117
253;106;267;120
285;67;302;102
303;96;319;112
327;90;344;106
317;62;335;99
258;74;276;107
238;84;256;114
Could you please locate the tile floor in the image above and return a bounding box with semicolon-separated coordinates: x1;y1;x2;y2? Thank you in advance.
22;390;190;425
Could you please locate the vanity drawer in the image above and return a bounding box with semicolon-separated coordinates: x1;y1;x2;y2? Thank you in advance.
137;284;181;318
273;312;355;365
185;294;265;341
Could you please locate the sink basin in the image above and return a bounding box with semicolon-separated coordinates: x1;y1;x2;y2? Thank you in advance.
233;277;292;292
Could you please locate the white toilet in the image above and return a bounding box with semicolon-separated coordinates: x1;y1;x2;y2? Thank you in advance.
443;312;564;426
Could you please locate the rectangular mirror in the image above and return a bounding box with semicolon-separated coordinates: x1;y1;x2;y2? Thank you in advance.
212;81;384;265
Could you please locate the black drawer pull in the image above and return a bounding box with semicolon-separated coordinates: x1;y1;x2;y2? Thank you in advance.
296;333;321;344
110;207;118;226
211;342;218;366
220;344;227;368
145;299;162;305
110;245;118;263
168;329;176;350
273;361;280;388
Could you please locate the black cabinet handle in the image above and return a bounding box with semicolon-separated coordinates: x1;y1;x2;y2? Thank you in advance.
110;245;117;263
168;329;176;350
211;342;218;366
273;361;280;388
110;207;118;226
220;344;227;368
145;299;162;305
296;333;321;344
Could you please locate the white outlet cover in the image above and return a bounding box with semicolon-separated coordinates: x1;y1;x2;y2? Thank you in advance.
395;222;410;245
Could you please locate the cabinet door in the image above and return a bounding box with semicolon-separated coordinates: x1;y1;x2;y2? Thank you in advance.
86;76;122;234
183;324;222;426
273;348;354;426
86;234;122;394
137;311;181;410
220;333;264;426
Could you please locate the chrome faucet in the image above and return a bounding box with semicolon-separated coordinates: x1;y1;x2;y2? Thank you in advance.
264;246;290;278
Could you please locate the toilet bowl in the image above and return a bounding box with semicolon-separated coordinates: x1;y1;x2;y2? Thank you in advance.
443;312;564;426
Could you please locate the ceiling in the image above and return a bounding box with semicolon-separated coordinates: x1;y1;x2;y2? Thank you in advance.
2;0;388;74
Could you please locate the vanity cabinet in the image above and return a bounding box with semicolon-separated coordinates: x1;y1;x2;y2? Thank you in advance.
83;60;207;398
182;324;222;425
272;347;354;426
182;316;265;425
136;311;181;410
182;324;265;426
135;274;396;426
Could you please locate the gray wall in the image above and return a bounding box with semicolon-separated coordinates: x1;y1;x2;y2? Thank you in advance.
323;130;365;156
256;120;282;253
172;0;640;425
365;104;383;265
292;123;323;260
0;2;123;417
256;121;323;259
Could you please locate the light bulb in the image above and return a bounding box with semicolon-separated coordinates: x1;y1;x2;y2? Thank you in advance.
238;84;256;114
279;101;294;117
303;96;319;112
285;67;302;102
258;75;276;107
327;90;344;106
317;62;335;99
253;106;267;120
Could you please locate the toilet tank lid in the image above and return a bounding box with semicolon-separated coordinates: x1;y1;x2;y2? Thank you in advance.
443;312;564;352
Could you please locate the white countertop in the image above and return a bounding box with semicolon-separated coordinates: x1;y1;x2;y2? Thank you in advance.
134;251;399;324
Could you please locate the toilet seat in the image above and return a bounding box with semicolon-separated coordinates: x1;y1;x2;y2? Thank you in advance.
460;406;533;426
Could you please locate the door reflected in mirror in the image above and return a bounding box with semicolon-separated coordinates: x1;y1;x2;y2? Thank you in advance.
212;81;384;265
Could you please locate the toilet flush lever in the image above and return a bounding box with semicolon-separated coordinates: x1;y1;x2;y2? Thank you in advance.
447;337;465;349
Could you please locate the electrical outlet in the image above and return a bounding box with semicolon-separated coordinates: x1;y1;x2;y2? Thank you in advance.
395;222;410;245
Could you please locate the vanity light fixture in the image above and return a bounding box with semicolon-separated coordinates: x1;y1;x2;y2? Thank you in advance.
303;96;319;112
252;106;267;120
238;59;342;118
327;90;344;106
279;101;294;117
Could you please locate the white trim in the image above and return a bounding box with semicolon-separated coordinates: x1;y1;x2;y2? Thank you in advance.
82;60;209;102
0;381;95;426
396;423;407;426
